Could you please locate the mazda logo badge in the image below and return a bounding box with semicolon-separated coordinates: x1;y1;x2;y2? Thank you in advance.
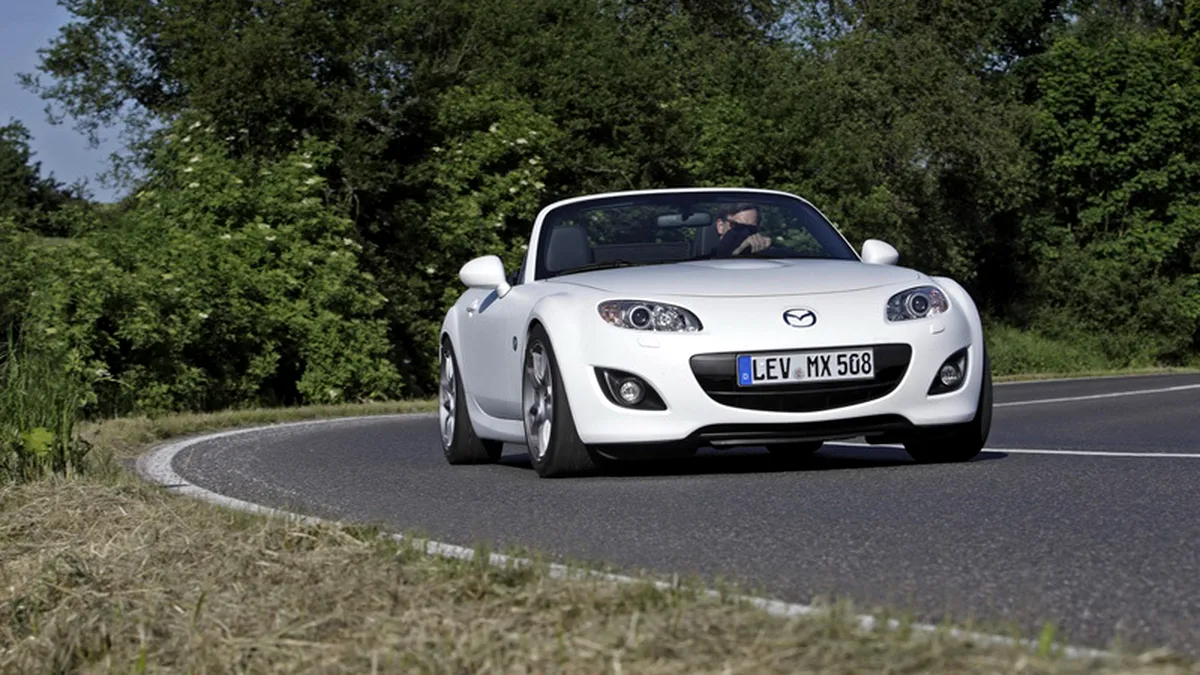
783;308;817;328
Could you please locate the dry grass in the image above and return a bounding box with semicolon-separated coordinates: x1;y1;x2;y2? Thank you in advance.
2;476;1195;674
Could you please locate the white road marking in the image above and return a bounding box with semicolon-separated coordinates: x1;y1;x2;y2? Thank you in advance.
137;415;1110;661
836;441;1200;459
994;383;1200;408
997;448;1200;458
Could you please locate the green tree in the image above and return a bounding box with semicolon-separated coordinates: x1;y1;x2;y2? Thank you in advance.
761;2;1037;303
1026;26;1200;359
0;121;77;236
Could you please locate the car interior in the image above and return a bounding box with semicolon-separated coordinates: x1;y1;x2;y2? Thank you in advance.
544;226;718;272
544;216;725;274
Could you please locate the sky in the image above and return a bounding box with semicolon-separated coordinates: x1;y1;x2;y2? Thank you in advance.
2;0;121;202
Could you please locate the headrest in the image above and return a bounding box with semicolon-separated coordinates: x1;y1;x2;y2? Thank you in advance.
692;223;720;257
546;225;593;271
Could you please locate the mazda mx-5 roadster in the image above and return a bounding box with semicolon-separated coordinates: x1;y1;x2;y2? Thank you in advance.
438;188;992;477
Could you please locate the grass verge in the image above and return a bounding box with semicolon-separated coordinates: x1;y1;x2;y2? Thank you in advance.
1;474;1194;673
0;327;89;482
2;405;1198;672
986;323;1200;378
993;366;1200;383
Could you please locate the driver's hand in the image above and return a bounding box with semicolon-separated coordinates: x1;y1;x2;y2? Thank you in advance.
733;233;772;255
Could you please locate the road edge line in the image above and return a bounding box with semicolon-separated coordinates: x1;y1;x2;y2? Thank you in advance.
994;383;1200;407
135;414;1113;662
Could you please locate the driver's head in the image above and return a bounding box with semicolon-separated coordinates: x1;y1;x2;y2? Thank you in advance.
715;203;759;236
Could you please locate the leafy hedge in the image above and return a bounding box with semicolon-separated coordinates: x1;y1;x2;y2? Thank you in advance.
3;120;401;416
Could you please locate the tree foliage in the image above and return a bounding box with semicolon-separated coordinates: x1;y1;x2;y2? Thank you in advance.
1026;24;1200;357
4;118;401;414
13;0;1200;409
0;121;78;237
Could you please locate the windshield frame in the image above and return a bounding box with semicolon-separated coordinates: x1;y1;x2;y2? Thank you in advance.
529;189;859;282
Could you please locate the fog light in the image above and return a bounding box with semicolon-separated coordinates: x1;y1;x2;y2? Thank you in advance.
939;363;963;388
928;348;969;395
595;368;667;410
618;378;645;405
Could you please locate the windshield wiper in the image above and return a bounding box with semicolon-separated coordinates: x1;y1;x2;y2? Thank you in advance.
735;250;828;260
556;259;649;275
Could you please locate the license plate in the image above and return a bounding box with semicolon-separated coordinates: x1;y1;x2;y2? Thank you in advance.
737;348;875;386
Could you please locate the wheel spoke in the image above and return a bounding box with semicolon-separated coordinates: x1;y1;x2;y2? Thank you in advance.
538;415;552;453
439;353;456;448
533;349;547;384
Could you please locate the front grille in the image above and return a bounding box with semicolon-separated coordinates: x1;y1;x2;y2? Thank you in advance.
689;343;912;412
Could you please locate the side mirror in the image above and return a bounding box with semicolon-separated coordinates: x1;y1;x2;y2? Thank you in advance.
459;255;511;297
861;239;899;266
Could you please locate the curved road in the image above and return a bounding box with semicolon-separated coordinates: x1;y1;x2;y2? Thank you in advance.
166;373;1200;655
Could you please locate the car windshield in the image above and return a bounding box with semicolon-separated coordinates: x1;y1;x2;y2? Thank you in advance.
534;191;858;280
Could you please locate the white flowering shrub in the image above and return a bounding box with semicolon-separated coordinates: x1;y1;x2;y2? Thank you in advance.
17;116;401;413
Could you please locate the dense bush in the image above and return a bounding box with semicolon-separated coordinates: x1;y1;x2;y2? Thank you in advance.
985;322;1148;376
1026;29;1200;360
4;119;401;416
393;85;561;384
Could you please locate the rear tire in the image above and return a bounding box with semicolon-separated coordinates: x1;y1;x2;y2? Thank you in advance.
523;324;599;478
904;351;992;464
439;338;503;465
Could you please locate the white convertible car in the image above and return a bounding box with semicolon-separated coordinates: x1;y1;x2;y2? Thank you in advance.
439;188;992;477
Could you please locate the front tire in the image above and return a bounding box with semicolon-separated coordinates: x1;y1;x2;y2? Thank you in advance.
904;352;993;464
523;324;598;478
439;338;503;465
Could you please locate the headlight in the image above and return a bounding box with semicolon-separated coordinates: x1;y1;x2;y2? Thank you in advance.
598;300;703;332
887;286;949;322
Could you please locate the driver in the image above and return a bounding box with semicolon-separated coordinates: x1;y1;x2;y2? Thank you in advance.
713;203;772;257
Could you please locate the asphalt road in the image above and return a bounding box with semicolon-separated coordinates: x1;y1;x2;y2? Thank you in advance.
170;372;1200;655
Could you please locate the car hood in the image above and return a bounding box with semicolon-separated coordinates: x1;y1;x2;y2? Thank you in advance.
548;258;924;297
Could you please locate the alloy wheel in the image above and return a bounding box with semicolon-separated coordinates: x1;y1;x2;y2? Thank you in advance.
439;349;456;447
523;341;554;460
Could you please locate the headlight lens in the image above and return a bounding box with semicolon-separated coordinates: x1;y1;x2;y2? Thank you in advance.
887;286;949;322
598;300;703;332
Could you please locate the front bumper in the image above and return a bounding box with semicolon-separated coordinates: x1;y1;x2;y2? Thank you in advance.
543;289;984;448
588;414;922;459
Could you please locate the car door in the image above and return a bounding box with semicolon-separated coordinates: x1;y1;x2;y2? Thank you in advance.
457;281;536;421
